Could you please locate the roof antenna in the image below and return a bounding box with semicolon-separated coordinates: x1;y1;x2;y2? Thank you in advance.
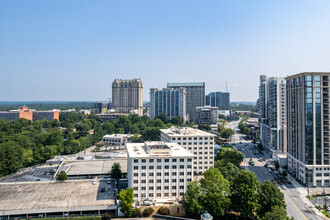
226;81;228;92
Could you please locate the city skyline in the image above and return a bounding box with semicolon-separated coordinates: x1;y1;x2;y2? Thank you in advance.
2;1;330;101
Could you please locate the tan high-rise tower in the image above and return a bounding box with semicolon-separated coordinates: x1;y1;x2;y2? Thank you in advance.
112;78;143;116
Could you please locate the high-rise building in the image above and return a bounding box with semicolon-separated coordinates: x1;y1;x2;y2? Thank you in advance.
194;106;218;125
112;78;143;116
149;87;186;121
167;82;205;122
126;141;194;203
259;76;287;153
205;92;230;110
286;72;330;187
160;127;215;174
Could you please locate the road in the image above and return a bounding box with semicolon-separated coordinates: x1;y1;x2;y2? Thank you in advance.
225;120;321;220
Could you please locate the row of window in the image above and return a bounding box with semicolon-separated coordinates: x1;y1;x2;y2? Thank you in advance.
181;142;213;145
134;165;190;170
133;158;192;163
133;172;191;178
193;151;212;155
134;185;186;190
194;156;214;160
134;192;184;198
133;178;190;183
194;166;209;170
186;147;213;150
172;137;213;141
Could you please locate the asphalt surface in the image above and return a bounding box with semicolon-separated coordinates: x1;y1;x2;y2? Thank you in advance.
225;120;321;220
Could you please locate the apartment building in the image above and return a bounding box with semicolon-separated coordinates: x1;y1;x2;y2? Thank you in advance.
286;72;330;187
149;87;186;120
112;78;143;116
160;127;215;174
126;141;194;204
167;82;205;122
205;92;230;110
259;75;287;153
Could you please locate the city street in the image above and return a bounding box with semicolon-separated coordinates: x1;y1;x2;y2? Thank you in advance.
225;120;321;220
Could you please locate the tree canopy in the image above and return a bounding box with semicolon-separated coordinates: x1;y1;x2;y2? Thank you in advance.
215;149;244;167
118;188;134;217
111;163;122;180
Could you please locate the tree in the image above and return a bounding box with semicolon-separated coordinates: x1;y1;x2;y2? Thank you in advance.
215;149;244;167
0;141;24;176
258;181;286;217
197;124;211;132
215;162;240;182
57;171;68;181
200;167;231;217
170;116;184;125
157;207;170;215
111;162;122;180
183;181;205;216
155;113;168;123
275;161;280;170
231;170;260;218
118;188;134;217
219;114;226;120
261;206;293;220
142;207;154;217
220;128;235;140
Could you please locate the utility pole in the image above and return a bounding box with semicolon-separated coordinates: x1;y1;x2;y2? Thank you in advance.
324;184;327;208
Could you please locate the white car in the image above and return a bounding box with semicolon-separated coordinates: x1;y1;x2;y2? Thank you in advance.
281;185;287;190
92;179;97;185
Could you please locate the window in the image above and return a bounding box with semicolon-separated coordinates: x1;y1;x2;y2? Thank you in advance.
172;193;176;196
183;142;187;145
180;165;184;169
180;172;184;175
194;142;197;145
157;193;161;197
180;179;184;182
165;179;169;183
157;186;161;190
149;173;154;176
134;187;138;190
180;158;184;162
165;165;169;169
188;165;192;168
172;172;177;175
165;172;169;176
149;166;154;169
149;159;154;163
157;173;161;176
142;159;146;163
157;179;161;183
134;159;138;163
172;165;177;169
178;138;181;140
149;180;154;183
172;159;177;162
165;186;169;190
199;142;203;145
194;137;197;140
134;180;138;183
149;186;154;190
183;138;186;140
149;193;154;197
157;166;161;169
142;173;146;176
157;159;161;162
134;173;138;176
172;179;177;183
165;159;169;162
199;137;203;140
188;158;192;162
141;187;146;190
165;193;169;197
142;166;146;169
142;180;146;183
180;186;184;189
134;166;138;170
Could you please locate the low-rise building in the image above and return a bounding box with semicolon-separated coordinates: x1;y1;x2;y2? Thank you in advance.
102;134;134;146
126;141;194;204
97;113;129;122
160;127;215;174
0;107;59;121
194;106;218;124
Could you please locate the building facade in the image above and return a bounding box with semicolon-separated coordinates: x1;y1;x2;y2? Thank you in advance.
259;76;287;153
112;78;143;116
286;72;330;187
149;87;186;121
167;82;205;122
205;92;230;110
194;106;218;124
160;127;215;174
0;107;59;121
102;134;134;146
126;141;194;204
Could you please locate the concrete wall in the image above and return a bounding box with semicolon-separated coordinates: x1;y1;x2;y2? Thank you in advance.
140;205;186;217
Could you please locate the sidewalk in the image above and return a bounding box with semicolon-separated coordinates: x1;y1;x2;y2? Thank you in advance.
288;174;328;220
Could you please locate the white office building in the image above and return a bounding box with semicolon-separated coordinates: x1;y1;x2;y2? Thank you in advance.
126;141;194;204
160;127;215;174
102;134;134;146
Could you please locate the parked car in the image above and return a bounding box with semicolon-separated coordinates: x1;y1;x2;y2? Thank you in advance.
106;178;111;184
92;179;97;185
281;185;287;190
101;187;105;192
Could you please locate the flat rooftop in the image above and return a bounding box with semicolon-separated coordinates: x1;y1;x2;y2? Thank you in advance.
103;134;132;138
0;180;115;215
126;141;193;158
65;158;127;175
160;127;215;137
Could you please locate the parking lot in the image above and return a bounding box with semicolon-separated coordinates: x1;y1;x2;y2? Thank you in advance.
0;179;116;214
3;166;58;183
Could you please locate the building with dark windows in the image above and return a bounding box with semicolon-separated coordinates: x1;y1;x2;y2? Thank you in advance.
286;72;330;187
167;82;205;122
205;92;230;110
194;106;218;125
0;107;59;122
112;78;143;116
149;87;186;121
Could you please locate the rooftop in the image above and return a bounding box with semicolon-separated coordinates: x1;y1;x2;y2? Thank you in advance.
167;82;205;87
126;141;193;158
285;72;330;80
103;134;133;138
160;126;215;137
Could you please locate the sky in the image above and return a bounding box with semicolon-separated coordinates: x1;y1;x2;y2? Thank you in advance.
1;0;330;102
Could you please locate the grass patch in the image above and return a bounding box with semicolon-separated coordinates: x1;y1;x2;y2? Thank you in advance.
321;209;330;217
221;145;234;150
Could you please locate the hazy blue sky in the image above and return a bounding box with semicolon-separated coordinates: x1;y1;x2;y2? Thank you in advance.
1;0;330;102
